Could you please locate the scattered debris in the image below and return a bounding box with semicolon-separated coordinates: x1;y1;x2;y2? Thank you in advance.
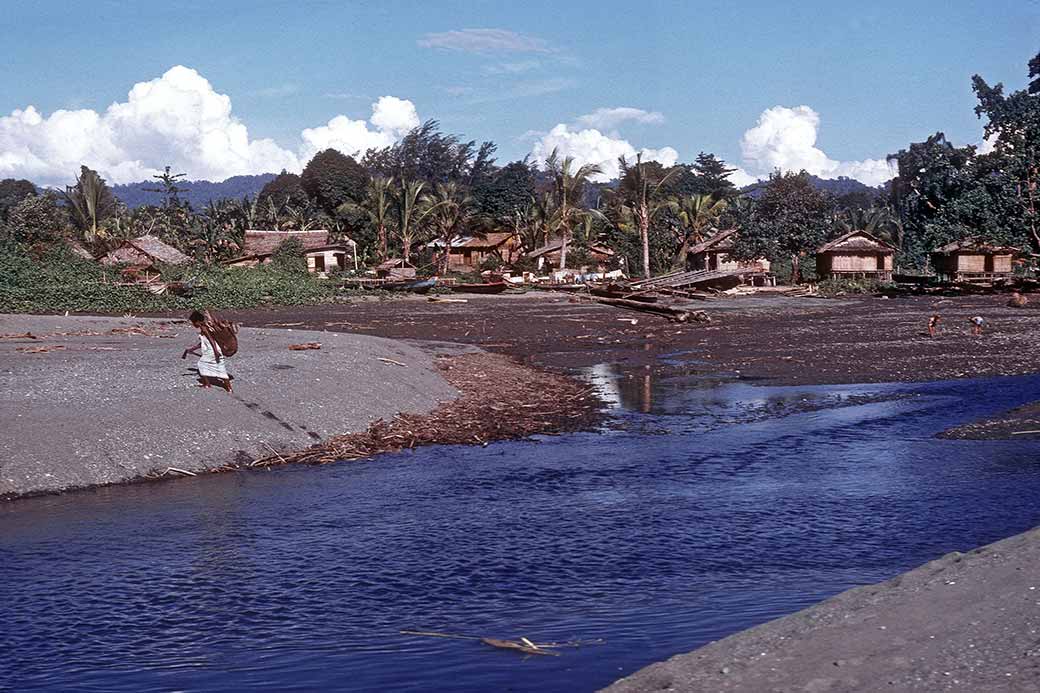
399;629;603;658
15;345;66;354
377;357;408;367
288;342;322;351
428;297;469;303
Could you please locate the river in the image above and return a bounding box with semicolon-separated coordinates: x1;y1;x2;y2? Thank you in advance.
4;369;1040;691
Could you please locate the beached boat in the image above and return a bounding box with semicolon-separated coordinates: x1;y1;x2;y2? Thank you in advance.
449;281;508;294
383;277;437;293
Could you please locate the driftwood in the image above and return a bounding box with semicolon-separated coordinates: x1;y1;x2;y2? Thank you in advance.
288;342;322;351
399;629;598;657
481;638;558;656
593;296;710;323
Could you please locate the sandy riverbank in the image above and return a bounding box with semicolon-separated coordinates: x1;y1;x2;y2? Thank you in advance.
0;314;459;498
603;526;1040;692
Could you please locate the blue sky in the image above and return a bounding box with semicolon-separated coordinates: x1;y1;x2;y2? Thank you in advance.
0;0;1035;185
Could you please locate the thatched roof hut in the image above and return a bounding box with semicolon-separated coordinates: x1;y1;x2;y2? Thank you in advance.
930;238;1018;282
99;235;190;268
688;229;770;274
428;231;521;270
816;230;895;281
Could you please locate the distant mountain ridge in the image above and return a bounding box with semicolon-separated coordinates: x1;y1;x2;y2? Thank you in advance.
111;173;277;208
740;174;884;201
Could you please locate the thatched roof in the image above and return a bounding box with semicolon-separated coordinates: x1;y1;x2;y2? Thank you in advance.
818;230;895;255
243;230;330;256
123;235;191;265
932;237;1019;255
688;229;738;255
223;243;355;266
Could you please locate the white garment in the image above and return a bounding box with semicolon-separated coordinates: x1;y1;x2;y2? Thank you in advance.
197;333;229;379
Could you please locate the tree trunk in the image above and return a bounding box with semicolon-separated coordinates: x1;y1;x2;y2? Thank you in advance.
559;229;569;271
791;254;801;284
639;206;651;279
403;235;411;264
378;223;387;261
672;235;690;271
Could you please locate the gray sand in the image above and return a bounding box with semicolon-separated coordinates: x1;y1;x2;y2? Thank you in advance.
604;527;1040;692
0;314;458;498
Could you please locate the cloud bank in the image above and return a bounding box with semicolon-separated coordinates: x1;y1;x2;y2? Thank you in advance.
530;124;678;181
0;66;420;187
737;106;896;186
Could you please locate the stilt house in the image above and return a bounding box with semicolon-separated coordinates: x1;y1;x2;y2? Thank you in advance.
930;238;1017;283
816;230;895;281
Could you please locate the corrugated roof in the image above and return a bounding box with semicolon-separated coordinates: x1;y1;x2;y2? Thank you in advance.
126;235;191;265
243;229;330;256
818;230;895;254
688;229;738;255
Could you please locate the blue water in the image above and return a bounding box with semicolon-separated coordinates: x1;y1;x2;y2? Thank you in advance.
4;371;1040;692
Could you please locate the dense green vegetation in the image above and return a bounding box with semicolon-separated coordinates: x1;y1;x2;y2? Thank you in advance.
1;49;1036;311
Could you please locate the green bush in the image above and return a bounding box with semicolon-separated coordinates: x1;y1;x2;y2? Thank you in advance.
0;244;340;313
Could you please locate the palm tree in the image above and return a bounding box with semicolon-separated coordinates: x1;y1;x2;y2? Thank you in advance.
544;149;602;270
613;154;676;279
394;180;444;264
365;176;395;262
62;166;117;245
667;194;729;270
423;182;483;274
833;206;904;250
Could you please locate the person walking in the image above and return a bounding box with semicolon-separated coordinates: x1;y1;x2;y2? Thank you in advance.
182;310;233;392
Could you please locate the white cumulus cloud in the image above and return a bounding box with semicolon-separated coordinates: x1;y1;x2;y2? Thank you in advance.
738;105;896;186
0;66;421;187
531;124;678;181
574;107;664;130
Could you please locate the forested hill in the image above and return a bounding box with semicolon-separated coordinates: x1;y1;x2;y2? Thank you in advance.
741;174;885;203
111;173;276;208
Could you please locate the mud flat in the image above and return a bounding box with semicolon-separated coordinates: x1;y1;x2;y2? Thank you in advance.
0;314;458;498
604;527;1040;692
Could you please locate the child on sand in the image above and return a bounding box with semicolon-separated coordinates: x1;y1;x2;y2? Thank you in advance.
928;313;941;338
182;310;232;392
969;315;985;336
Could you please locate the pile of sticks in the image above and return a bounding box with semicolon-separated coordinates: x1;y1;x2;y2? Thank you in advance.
249;352;603;467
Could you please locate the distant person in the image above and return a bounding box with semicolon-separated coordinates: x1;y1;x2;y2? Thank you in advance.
928;313;941;338
969;315;985;336
182;310;233;392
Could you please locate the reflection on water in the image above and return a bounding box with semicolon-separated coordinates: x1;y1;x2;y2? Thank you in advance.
4;374;1040;692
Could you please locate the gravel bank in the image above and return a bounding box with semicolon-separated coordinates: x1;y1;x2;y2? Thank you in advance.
0;314;458;498
604;527;1040;692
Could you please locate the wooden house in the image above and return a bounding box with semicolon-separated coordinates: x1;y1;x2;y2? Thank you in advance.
930;238;1017;282
816;230;895;281
226;229;357;274
687;229;771;273
428;232;521;271
375;258;417;280
526;239;615;272
100;235;190;269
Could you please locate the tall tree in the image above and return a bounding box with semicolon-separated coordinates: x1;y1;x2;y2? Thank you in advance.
393;180;439;264
691;152;738;199
301;149;370;215
258;170;309;209
363;120;496;185
62;166;117;245
613;154;675;278
361;176;395;262
730;170;832;283
972;50;1040;251
424;182;481;274
473;158;537;219
142;166;189;209
544;149;602;270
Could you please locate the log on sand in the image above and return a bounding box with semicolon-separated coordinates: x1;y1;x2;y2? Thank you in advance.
593;296;710;323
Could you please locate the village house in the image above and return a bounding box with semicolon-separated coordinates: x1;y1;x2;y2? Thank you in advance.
526;239;617;273
99;235;191;270
816;230;896;281
428;232;521;271
687;229;772;284
225;230;356;275
930;238;1017;283
375;258;417;280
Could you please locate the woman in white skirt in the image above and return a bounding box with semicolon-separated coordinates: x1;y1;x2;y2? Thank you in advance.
182;310;233;392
